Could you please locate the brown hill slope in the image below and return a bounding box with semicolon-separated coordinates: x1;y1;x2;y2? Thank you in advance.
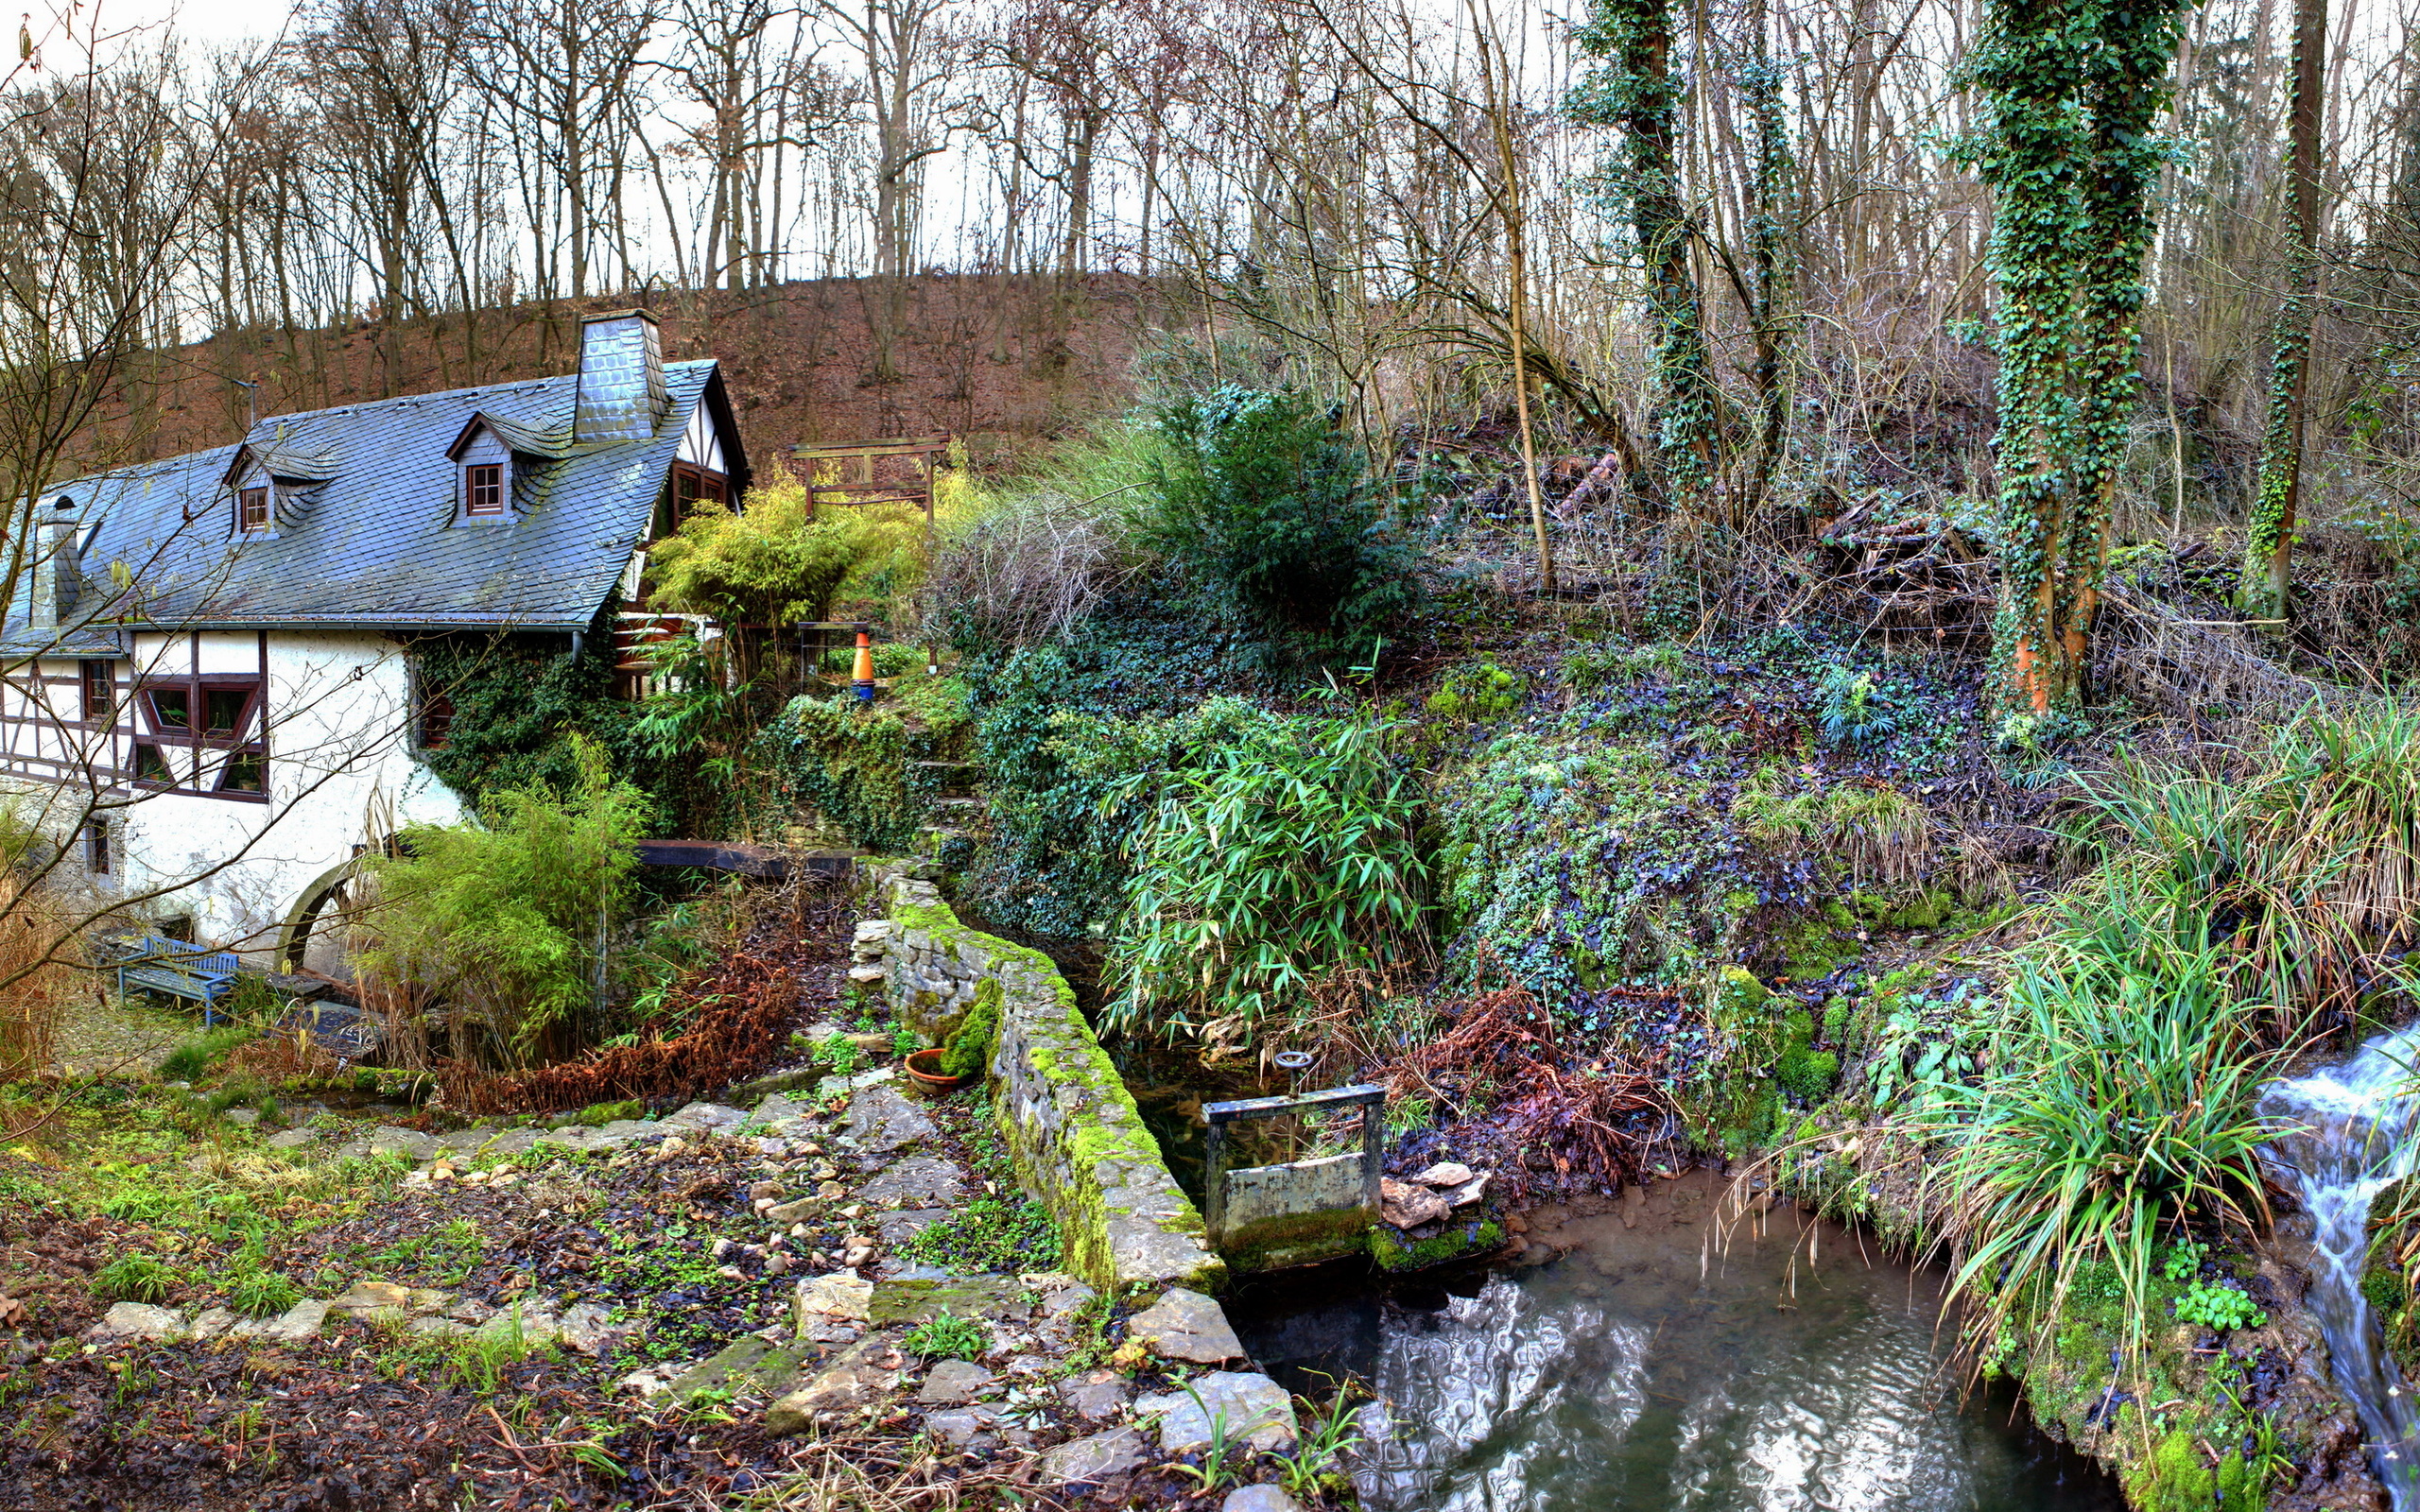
78;274;1167;479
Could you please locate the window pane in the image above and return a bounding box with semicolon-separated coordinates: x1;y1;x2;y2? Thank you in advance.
219;748;265;794
147;688;189;730
240;487;269;529
204;687;250;736
133;744;171;783
466;464;505;516
81;660;113;721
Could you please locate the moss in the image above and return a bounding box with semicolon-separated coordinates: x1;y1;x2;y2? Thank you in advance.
1370;1217;1505;1272
941;978;1001;1080
1424;661;1524;723
2123;1429;2260;1512
1774;900;1858;977
570;1099;645;1126
1222;1207;1375;1274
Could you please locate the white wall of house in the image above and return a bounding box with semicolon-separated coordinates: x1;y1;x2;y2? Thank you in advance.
3;629;462;958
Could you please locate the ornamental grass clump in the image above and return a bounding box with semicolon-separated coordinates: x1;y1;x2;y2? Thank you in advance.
1922;868;2285;1368
1099;700;1429;1044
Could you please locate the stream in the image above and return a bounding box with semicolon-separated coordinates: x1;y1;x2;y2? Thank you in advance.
1227;1172;2122;1511
2259;1023;2420;1509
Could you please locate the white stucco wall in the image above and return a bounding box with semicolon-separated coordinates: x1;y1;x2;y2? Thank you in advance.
4;630;463;958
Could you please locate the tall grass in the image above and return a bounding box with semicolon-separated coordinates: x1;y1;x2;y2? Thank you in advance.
1099;699;1429;1046
2071;699;2420;1039
0;873;78;1080
1923;865;2286;1362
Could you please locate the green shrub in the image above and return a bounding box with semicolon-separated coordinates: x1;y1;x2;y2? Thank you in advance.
901;1311;987;1361
647;473;881;627
1101;699;1429;1041
1141;386;1416;638
357;734;651;1064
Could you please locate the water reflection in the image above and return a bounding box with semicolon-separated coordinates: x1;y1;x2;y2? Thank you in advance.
1231;1176;2122;1512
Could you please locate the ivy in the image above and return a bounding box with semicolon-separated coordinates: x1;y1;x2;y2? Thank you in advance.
1571;0;1720;505
1963;0;2191;715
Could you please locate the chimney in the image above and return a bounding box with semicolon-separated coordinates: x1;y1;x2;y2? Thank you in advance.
27;497;81;631
573;309;669;444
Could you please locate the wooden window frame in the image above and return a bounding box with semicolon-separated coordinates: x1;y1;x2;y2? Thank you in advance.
84;820;110;876
464;462;508;518
79;660;114;725
130;741;173;788
670;463;727;523
238;485;270;532
214;746;268;797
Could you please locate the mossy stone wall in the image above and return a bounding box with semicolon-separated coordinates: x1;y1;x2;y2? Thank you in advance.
861;863;1227;1295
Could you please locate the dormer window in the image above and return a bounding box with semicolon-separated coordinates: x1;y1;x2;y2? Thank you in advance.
238;485;270;531
465;463;507;517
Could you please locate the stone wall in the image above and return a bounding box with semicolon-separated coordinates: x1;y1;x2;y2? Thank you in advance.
860;865;1226;1296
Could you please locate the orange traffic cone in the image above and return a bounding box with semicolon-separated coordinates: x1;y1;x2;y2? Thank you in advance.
852;626;876;704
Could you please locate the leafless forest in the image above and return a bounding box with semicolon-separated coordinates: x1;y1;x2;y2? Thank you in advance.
3;0;2413;523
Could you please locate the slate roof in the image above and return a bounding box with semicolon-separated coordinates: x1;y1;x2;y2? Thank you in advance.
7;358;734;649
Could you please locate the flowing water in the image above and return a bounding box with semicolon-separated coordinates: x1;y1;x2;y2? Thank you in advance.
1228;1173;2121;1512
2259;1024;2420;1509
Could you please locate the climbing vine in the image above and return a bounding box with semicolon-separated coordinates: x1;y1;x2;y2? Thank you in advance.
1966;0;2190;717
1571;0;1720;508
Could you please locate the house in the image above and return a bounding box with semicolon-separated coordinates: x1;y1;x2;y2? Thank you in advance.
0;309;748;967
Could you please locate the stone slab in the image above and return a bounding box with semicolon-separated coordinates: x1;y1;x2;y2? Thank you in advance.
1125;1288;1244;1364
1042;1426;1148;1485
1139;1371;1299;1454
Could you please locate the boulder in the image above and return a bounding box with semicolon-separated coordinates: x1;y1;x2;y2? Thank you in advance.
1409;1161;1473;1189
1138;1371;1299;1454
1124;1288;1244;1365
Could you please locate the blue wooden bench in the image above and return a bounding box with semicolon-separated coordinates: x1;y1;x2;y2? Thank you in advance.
114;936;242;1026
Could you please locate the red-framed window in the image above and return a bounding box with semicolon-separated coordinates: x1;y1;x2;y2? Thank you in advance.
238;486;270;531
131;743;172;786
464;463;507;517
216;747;267;795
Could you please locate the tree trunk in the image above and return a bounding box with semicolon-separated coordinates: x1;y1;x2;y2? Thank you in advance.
2240;0;2325;625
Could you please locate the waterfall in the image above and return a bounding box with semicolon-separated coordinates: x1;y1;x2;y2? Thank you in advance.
2259;1025;2420;1509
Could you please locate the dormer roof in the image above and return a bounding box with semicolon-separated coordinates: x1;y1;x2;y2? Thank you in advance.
444;410;571;462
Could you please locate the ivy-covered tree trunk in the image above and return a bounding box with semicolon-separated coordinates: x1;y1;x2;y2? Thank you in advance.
1972;0;2192;718
1737;0;1796;516
2239;0;2326;626
1573;0;1720;510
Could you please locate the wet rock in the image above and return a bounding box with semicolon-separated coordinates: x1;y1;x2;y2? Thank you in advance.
233;1299;327;1344
1059;1369;1131;1421
1224;1486;1306;1512
1139;1371;1298;1453
1125;1288;1244;1365
322;1280;419;1317
1410;1162;1473;1189
188;1307;237;1341
1042;1425;1148;1485
917;1359;995;1404
366;1125;440;1162
265;1128;320;1150
847;1086;938;1154
860;1157;967;1209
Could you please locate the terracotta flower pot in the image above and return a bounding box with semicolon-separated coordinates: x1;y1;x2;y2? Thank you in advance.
903;1047;968;1092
